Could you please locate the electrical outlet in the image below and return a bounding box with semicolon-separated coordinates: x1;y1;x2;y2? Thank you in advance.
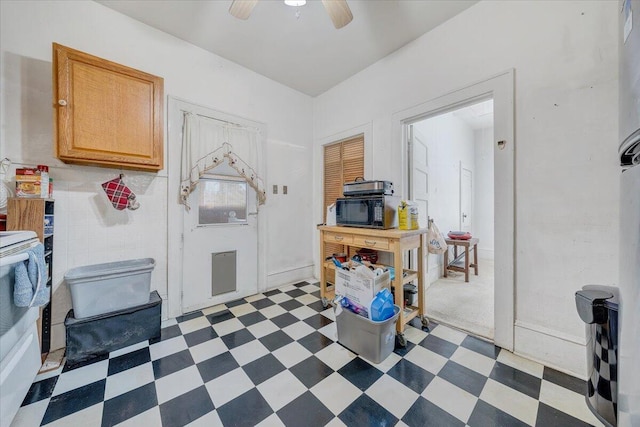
283;185;288;195
272;185;278;194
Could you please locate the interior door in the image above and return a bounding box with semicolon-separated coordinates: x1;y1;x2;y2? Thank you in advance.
409;126;430;228
460;166;473;232
408;125;430;275
182;164;258;313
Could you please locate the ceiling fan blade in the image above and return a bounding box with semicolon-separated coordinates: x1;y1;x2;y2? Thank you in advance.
229;0;259;20
321;0;353;29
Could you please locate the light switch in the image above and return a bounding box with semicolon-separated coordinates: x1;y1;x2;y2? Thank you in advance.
273;185;278;194
283;185;288;195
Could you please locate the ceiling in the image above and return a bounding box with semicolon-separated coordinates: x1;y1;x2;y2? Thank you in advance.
453;99;494;130
96;0;478;96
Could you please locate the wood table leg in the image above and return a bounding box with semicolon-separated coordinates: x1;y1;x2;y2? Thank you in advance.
320;235;327;302
443;246;449;277
464;245;470;282
417;233;426;323
393;250;405;334
473;242;479;276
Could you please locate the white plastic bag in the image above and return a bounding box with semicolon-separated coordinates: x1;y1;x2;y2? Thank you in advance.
427;221;447;254
0;158;13;213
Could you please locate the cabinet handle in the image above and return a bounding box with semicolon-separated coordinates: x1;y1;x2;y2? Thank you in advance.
334;236;343;241
58;100;67;106
364;240;376;246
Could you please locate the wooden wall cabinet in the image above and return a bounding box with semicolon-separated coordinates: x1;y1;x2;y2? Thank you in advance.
53;43;164;171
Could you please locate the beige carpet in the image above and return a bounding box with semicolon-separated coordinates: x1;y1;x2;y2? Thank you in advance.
424;258;494;340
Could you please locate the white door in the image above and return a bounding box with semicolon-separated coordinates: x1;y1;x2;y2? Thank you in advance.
408;126;430;278
182;164;259;313
409;126;430;229
460;166;472;232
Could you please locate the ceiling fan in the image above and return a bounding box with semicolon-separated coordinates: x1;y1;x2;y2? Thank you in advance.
229;0;353;29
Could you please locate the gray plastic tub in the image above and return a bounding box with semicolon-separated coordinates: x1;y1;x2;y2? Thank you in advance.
336;305;400;364
65;258;155;319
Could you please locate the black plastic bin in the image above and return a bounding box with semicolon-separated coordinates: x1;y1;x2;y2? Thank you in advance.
65;291;161;368
575;285;619;427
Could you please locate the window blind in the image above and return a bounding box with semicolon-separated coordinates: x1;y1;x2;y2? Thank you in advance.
323;135;364;259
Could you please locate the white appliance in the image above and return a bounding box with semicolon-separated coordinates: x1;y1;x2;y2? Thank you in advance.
0;230;42;427
617;1;640;426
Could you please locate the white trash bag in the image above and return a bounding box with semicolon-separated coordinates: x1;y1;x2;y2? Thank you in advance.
427;221;447;254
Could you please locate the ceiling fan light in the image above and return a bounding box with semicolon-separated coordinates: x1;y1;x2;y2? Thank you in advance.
284;0;306;6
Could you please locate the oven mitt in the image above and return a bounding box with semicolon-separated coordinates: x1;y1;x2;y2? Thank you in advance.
101;176;140;211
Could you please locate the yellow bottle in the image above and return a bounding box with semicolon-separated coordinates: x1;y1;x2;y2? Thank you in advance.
398;201;409;230
398;200;419;230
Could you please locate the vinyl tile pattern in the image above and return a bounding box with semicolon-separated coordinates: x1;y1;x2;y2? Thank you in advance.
14;281;602;427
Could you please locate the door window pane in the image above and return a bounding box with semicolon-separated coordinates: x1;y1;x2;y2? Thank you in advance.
199;178;247;225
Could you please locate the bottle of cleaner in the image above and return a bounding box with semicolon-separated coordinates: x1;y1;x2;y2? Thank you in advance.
370;288;394;321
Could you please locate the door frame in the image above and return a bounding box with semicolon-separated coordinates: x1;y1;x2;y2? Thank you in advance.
394;70;515;350
167;96;268;318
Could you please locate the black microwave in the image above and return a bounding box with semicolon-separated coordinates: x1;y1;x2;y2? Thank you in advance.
335;196;400;229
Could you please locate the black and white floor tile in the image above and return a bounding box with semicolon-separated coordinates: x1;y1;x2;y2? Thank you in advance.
12;281;603;427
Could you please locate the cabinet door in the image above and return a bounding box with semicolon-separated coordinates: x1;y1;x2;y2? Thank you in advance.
53;43;164;171
7;198;46;242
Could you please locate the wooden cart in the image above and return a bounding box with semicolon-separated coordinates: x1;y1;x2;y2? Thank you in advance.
318;225;429;346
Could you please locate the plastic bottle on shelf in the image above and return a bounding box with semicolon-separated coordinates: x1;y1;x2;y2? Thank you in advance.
340;297;369;318
370;288;395;321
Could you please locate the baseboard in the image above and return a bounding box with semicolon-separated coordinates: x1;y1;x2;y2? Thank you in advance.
514;320;587;379
160;293;168;321
427;264;441;286
267;264;315;290
478;248;494;260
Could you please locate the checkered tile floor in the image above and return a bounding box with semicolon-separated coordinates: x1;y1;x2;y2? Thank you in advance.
12;281;603;427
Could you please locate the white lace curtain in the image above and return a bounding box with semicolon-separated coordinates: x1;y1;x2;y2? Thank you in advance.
180;112;266;209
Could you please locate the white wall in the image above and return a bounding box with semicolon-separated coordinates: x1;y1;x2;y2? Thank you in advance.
1;0;314;349
263;138;315;287
414;113;476;283
415;113;494;283
313;0;619;377
415;113;475;237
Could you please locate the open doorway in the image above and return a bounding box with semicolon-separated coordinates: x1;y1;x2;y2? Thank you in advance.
397;70;514;350
409;100;495;340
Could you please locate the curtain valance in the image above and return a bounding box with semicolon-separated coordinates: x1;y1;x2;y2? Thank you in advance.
180;112;266;209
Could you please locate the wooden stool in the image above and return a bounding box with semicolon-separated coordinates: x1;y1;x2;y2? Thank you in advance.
443;237;479;282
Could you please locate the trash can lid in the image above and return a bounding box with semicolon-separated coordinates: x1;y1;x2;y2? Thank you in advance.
65;258;155;281
575;289;613;304
581;284;619;309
